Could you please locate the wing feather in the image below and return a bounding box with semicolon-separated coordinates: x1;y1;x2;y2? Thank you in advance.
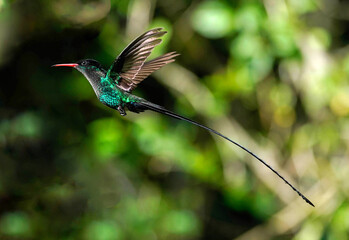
130;52;179;83
107;28;178;92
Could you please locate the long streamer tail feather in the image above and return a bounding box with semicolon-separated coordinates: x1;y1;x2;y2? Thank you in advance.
133;100;314;207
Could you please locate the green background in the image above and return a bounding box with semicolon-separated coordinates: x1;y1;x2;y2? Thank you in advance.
0;0;348;239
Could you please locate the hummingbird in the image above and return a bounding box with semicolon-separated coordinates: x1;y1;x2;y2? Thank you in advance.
53;28;314;207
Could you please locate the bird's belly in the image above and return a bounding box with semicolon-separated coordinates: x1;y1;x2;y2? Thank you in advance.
99;93;122;109
98;91;136;109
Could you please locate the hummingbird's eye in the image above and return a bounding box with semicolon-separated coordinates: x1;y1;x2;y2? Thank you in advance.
81;61;87;66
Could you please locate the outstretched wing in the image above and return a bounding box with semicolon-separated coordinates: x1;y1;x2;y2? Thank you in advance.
107;28;177;92
130;52;179;84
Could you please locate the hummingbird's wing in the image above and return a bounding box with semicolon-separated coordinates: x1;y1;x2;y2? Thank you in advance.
130;51;179;83
108;28;174;92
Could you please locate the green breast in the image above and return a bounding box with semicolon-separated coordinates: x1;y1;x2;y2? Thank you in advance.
98;87;139;109
97;75;140;108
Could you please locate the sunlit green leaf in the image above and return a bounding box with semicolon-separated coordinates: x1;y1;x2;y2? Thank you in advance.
84;221;122;240
162;210;199;235
88;118;126;159
191;1;234;38
0;212;32;237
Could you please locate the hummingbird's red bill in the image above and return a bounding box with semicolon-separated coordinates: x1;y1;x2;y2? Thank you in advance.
52;63;78;68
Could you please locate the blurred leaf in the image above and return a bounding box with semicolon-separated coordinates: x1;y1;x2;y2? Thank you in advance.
234;4;264;32
269;83;295;108
88;118;126;159
51;0;110;25
330;204;349;238
84;220;122;240
273;105;296;127
0;0;7;12
13;112;43;139
110;0;129;15
230;33;263;60
266;19;298;57
162;210;199;235
0;212;32;237
293;221;323;240
191;1;234;39
288;0;317;14
330;89;349;116
311;28;331;48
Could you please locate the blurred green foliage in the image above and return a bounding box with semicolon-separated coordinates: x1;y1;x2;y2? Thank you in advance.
0;0;348;239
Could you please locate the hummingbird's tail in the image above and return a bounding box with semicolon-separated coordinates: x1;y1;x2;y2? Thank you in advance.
134;100;314;207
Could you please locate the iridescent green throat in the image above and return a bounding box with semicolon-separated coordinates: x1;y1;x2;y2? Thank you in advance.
98;75;139;108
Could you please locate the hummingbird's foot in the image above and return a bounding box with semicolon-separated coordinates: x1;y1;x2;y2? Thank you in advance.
118;106;127;116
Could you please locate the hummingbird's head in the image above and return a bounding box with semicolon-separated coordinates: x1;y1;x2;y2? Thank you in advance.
76;59;103;72
52;59;106;81
52;59;107;95
52;59;104;73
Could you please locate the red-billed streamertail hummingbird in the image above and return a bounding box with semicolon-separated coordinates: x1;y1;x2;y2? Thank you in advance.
53;28;314;207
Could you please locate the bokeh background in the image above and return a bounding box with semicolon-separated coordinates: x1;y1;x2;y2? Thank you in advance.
0;0;348;239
